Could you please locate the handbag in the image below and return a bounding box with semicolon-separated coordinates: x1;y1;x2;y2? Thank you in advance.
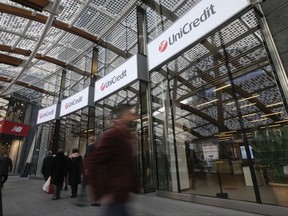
42;176;53;194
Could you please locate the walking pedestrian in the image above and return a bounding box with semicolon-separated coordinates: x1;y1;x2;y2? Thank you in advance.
41;151;54;181
88;104;138;216
67;148;83;198
50;149;67;200
0;154;12;188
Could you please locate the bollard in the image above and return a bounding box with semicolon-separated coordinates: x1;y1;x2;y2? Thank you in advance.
0;186;3;216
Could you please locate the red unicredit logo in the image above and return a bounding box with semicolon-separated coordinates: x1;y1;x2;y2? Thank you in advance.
157;4;216;54
100;70;127;92
159;40;168;53
65;96;83;109
100;83;105;91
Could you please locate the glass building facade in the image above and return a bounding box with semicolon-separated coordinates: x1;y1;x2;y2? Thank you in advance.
1;0;288;213
149;7;288;206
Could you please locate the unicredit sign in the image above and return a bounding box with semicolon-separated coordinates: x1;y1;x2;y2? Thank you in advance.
147;0;250;71
94;54;148;102
60;87;90;117
64;96;83;109
100;70;127;92
158;5;216;53
37;104;57;125
39;110;54;119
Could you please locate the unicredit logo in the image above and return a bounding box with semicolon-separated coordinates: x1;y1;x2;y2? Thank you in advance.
158;4;216;53
100;83;105;91
65;96;83;109
39;110;54;119
159;40;168;52
100;69;127;91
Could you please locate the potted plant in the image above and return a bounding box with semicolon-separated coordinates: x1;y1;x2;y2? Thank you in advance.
252;126;288;206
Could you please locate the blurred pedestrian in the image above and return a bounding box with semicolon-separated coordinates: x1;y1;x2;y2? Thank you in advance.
63;151;69;190
50;149;67;200
41;151;54;181
67;148;83;198
88;104;138;216
0;154;12;188
81;135;101;206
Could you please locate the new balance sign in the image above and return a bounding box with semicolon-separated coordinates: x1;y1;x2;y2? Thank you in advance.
11;126;23;133
0;120;30;136
147;0;250;71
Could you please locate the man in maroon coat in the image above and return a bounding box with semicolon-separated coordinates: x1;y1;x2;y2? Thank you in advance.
88;104;137;216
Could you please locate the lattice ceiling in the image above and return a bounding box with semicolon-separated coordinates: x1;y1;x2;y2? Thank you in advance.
0;0;287;140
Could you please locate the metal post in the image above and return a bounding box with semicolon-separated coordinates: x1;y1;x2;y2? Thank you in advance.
218;30;262;204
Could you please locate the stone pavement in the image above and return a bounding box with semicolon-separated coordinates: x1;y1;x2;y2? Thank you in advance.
1;176;263;216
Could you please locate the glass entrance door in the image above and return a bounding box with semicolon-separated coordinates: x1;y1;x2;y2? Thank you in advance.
94;81;155;193
150;8;288;206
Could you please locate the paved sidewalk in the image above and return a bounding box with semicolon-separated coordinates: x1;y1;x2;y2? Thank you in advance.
1;176;263;216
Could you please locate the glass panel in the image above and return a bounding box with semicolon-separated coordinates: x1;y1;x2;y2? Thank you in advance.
94;81;155;192
150;9;288;206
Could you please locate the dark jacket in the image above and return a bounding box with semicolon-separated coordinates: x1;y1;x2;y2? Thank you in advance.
0;157;12;175
41;155;54;180
83;143;96;184
88;122;136;203
67;153;83;185
50;152;67;185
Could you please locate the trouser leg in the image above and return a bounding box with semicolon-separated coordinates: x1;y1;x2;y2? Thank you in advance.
52;184;57;199
56;184;61;198
104;203;129;216
1;175;8;185
71;184;78;197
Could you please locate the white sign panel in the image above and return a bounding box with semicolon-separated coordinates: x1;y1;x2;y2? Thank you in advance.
37;104;57;125
147;0;250;71
60;87;90;117
94;54;147;102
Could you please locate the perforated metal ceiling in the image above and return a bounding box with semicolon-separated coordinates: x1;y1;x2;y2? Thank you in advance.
0;0;287;139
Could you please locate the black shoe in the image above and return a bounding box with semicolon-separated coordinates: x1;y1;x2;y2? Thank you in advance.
70;195;77;198
91;203;101;206
52;197;58;200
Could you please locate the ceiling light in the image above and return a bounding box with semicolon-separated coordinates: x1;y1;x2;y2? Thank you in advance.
260;124;281;129
226;95;259;106
242;113;257;118
275;119;288;124
196;99;218;107
233;103;256;110
239;94;260;102
266;102;283;107
213;84;231;92
262;112;282;117
251;118;268;123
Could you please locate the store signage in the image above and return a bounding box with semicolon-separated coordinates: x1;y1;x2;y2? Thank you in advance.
37;104;58;125
94;54;148;102
0;120;30;137
60;87;93;117
147;0;251;71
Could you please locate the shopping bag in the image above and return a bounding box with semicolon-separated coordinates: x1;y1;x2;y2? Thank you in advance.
42;177;53;194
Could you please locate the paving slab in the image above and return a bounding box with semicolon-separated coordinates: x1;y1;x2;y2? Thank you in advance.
1;176;263;216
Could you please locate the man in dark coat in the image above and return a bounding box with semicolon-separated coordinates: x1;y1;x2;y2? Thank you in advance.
50;149;67;200
88;104;138;216
67;148;83;198
0;154;12;188
41;151;54;181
